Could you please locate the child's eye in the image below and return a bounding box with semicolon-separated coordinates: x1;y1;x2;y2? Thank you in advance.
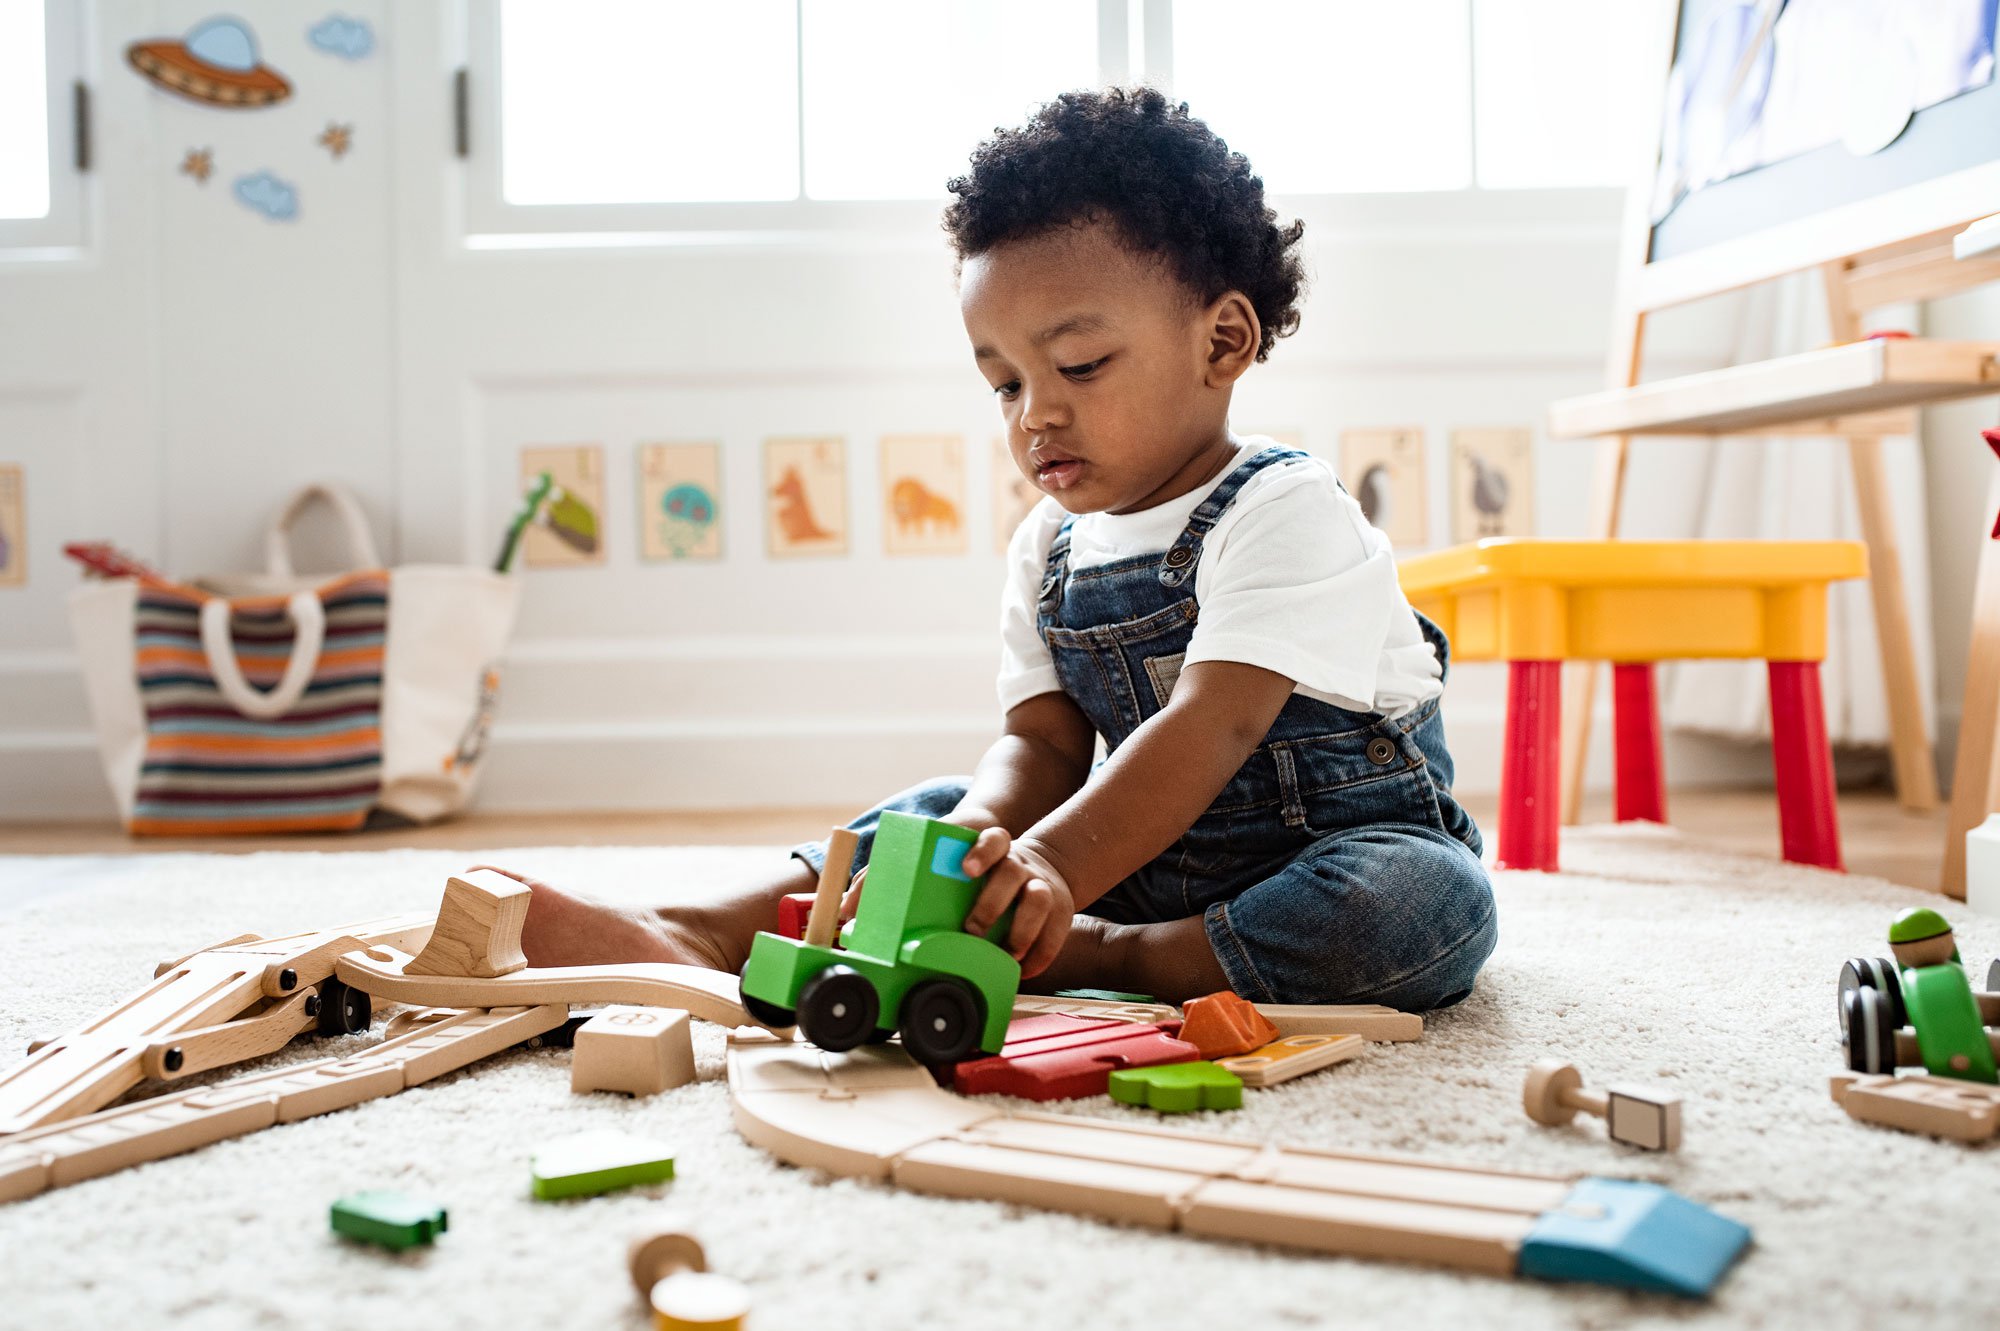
994;380;1021;400
1061;358;1105;379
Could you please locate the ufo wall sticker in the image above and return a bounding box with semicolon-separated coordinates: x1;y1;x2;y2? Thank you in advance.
128;16;292;109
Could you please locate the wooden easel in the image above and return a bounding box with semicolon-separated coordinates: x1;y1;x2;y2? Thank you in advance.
1551;4;2000;870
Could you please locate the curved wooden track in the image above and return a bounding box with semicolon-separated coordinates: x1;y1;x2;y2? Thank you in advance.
336;945;757;1031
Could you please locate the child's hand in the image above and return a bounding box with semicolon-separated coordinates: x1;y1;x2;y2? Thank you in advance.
838;807;1005;923
960;828;1074;978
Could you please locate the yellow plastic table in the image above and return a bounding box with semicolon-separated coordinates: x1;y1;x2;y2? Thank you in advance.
1398;540;1867;873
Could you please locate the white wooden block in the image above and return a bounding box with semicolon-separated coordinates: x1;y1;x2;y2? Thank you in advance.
572;1006;695;1097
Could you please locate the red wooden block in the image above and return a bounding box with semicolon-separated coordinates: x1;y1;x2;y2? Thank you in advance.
1177;991;1279;1059
776;892;816;941
951;1013;1199;1101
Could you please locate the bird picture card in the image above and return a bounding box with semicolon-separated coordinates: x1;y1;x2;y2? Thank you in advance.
764;436;847;558
638;442;722;562
1340;427;1428;548
0;465;23;587
519;444;606;568
1450;428;1535;542
881;435;967;557
991;438;1040;554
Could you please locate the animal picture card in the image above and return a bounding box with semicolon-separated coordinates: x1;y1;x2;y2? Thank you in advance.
638;442;722;562
765;436;847;558
519;444;606;568
881;435;967;557
0;464;22;587
991;438;1041;554
1450;428;1535;543
1340;428;1428;548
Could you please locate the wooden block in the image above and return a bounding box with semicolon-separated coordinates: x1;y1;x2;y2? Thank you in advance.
1177;992;1279;1059
331;1190;448;1249
572;1006;696;1097
1253;1004;1423;1043
951;1015;1201;1101
1218;1034;1365;1088
530;1129;676;1200
775;893;815;941
1831;1071;2000;1141
1107;1062;1243;1113
1606;1086;1683;1152
404;870;532;979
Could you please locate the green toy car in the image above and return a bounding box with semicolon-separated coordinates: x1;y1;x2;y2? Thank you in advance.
1839;908;1998;1084
739;812;1021;1065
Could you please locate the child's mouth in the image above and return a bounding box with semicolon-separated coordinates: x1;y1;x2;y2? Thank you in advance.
1035;458;1084;490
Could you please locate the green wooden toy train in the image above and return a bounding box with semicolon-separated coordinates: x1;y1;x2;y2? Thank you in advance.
739;813;1021;1065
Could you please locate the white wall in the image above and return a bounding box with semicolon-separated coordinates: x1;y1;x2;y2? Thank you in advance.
0;1;1799;822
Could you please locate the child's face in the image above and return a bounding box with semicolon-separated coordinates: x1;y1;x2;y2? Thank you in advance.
960;219;1246;516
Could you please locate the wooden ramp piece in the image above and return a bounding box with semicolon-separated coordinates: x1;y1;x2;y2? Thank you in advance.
724;1034;1750;1296
337;945;757;1032
0;1005;565;1205
403;870;530;979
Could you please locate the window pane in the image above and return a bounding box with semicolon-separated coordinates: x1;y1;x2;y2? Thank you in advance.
1172;0;1472;193
0;0;50;220
500;0;799;205
1474;0;1652;188
802;0;1098;200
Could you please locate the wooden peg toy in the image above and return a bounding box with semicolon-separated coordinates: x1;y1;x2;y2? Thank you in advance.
1177;991;1279;1058
572;1006;696;1097
1524;1060;1682;1151
628;1224;750;1331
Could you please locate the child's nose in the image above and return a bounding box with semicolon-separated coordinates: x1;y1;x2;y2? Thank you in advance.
1019;382;1071;432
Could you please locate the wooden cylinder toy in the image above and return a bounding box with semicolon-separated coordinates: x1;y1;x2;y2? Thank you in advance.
629;1227;749;1331
1523;1059;1681;1151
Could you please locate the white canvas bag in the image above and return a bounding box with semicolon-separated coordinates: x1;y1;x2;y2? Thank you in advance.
70;483;520;831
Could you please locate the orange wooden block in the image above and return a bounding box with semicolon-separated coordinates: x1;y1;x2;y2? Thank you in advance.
1177;992;1279;1059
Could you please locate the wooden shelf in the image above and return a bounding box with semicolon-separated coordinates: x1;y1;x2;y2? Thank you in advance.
1547;338;2000;439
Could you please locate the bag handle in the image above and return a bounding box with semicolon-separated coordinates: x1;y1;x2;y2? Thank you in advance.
265;483;382;578
199;591;327;719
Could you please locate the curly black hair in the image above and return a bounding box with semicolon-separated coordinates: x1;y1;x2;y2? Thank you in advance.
944;86;1306;361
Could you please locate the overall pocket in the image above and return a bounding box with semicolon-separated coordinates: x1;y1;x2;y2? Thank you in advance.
1272;723;1442;838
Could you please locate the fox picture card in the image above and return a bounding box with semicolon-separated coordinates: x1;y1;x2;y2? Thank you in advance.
881;435;967;557
1450;428;1535;543
765;436;847;558
0;465;22;587
519;444;606;568
1340;428;1428;548
638;442;722;562
991;438;1041;555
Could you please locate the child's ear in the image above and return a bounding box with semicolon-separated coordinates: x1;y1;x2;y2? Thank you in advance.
1202;291;1260;388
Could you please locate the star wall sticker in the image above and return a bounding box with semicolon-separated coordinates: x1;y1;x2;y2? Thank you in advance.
318;122;352;159
180;147;213;183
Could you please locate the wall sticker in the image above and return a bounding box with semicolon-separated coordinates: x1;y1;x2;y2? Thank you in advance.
638;442;723;562
0;465;24;588
307;14;376;60
881;435;966;557
233;170;298;221
1340;427;1429;548
518;445;607;569
318;123;353;159
764;437;847;558
180;148;214;184
991;438;1040;554
128;17;292;109
1450;428;1536;542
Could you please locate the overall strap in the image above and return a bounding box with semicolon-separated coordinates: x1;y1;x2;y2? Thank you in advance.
1037;514;1076;614
1157;446;1310;588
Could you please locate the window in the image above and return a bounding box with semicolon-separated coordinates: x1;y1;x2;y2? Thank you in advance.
467;0;1649;241
0;0;83;252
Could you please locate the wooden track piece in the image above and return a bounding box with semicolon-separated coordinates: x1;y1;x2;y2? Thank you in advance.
1830;1071;2000;1141
1011;995;1179;1025
0;1005;565;1204
154;933;262;977
1218;1034;1365;1088
335;945;756;1032
1178;993;1279;1059
1253;1004;1423;1043
140;988;320;1081
0;914;434;1136
403;870;531;979
573;1007;696;1097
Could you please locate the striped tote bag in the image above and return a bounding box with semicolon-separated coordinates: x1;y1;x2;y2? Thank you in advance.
70;484;519;835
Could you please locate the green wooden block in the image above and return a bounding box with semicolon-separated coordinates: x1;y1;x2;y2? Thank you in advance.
1054;988;1157;1004
530;1129;676;1200
1108;1061;1243;1113
330;1190;448;1250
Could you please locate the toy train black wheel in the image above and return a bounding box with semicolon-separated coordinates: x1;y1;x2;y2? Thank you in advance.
738;962;798;1029
315;977;371;1036
1843;986;1898;1074
898;978;984;1065
798;965;879;1053
1838;956;1903;1032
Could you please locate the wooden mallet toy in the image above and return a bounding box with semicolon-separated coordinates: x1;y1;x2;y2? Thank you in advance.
1524;1059;1682;1151
628;1225;750;1331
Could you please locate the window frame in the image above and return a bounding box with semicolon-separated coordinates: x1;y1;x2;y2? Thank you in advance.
457;0;1634;251
0;0;87;256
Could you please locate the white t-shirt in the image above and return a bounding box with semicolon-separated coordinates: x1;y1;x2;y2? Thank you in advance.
997;438;1443;718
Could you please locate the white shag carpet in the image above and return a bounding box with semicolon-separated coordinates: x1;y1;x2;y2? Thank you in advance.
0;827;1992;1331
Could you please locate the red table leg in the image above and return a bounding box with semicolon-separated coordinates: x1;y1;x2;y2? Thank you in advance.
1612;663;1667;823
1768;659;1844;871
1499;659;1562;871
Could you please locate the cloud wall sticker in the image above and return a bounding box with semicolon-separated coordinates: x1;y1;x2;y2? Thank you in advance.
233;170;298;221
308;14;375;60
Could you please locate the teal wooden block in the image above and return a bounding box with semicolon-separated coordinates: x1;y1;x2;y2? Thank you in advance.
330;1190;448;1250
1107;1061;1242;1112
530;1129;676;1200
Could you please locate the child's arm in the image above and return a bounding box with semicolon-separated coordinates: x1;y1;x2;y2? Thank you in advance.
946;691;1098;836
961;660;1296;974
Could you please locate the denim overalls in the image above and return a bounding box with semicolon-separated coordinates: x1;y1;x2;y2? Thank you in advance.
796;447;1497;1010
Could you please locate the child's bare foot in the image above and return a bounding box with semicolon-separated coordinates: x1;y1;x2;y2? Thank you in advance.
468;866;733;973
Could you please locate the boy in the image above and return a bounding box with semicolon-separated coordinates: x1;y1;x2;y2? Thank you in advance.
500;87;1495;1008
